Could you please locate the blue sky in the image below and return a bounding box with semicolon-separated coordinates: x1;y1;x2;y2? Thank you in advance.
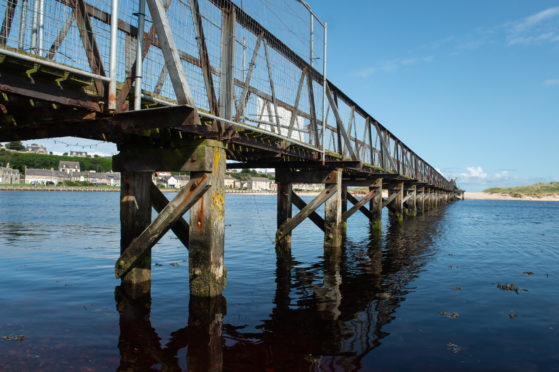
8;0;559;191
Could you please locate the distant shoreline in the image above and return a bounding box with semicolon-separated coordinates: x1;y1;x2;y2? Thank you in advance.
464;192;559;202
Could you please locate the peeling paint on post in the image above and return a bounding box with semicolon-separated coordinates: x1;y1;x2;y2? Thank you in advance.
120;171;152;289
189;140;227;297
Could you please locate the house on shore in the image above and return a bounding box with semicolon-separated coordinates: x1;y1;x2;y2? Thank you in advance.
59;161;80;174
25;143;48;154
25;168;66;185
0;164;21;184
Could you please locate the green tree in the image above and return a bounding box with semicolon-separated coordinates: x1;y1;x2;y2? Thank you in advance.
6;141;25;151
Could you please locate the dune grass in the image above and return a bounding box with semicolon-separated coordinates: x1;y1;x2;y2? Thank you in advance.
484;182;559;196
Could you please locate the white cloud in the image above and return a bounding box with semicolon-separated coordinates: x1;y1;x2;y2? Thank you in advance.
515;7;559;31
351;67;375;78
507;32;559;46
461;166;488;180
543;79;559;86
507;7;559;46
495;170;510;180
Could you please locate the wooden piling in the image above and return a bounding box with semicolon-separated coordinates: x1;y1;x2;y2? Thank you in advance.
388;182;404;223
341;184;348;234
406;185;417;217
324;168;343;250
189;140;227;297
276;169;292;258
120;171;152;287
369;178;382;232
418;187;425;215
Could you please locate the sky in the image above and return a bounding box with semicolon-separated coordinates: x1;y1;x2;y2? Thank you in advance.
5;0;559;191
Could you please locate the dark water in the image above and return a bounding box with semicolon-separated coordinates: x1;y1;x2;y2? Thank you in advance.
0;191;558;371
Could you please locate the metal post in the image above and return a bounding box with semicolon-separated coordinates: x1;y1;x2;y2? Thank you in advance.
30;0;39;53
321;22;327;162
242;36;246;81
108;0;119;111
18;0;28;50
38;0;44;54
134;0;146;110
309;13;313;67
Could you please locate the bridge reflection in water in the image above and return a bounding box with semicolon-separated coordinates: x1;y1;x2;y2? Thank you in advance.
115;209;445;371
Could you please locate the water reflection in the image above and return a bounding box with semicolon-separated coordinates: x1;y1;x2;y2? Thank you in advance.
115;211;445;370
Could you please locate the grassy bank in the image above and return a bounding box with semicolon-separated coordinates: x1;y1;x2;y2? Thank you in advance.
0;150;112;173
484;182;559;196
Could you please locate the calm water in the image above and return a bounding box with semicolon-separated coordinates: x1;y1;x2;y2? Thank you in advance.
0;191;558;371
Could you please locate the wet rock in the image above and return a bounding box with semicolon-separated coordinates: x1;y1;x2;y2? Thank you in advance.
379;292;392;299
496;282;519;293
522;271;534;275
508;313;517;319
440;312;459;319
447;342;461;353
169;262;180;267
451;286;462;291
154;263;163;267
1;335;26;342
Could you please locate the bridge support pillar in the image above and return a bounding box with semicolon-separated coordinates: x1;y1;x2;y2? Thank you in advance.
341;184;348;235
418;187;425;215
276;169;293;258
324;168;343;251
189;141;227;297
405;185;417;217
369;178;383;232
120;171;152;291
388;182;404;224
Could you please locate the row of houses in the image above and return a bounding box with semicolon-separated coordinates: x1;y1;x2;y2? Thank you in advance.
25;169;121;186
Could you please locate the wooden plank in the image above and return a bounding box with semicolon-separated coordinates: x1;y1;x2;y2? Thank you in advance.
382;192;398;208
0;0;18;45
146;0;198;116
190;0;218;115
346;192;374;220
46;12;74;59
291;190;325;231
276;184;336;241
149;183;190;249
263;40;282;134
326;84;357;160
116;174;211;278
235;33;263;121
73;0;106;96
276;172;292;253
286;69;306;140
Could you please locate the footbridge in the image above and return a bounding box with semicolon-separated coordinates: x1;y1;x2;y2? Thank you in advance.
0;0;461;296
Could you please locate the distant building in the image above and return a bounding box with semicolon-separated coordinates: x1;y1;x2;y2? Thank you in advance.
69;151;88;157
25;168;66;185
0;164;21;184
26;143;48;154
224;175;236;188
59;161;80;174
174;175;189;188
72;171;120;186
247;177;274;191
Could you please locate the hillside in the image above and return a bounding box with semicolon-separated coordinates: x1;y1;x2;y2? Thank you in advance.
0;150;112;173
484;182;559;196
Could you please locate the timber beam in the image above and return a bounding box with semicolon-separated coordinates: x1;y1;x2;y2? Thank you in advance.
343;188;380;221
276;184;337;242
291;191;325;232
227;160;361;170
115;174;211;279
149;183;190;249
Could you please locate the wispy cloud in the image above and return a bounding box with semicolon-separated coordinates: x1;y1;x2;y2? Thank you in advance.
543;79;559;86
507;6;559;46
350;55;433;78
350;67;376;78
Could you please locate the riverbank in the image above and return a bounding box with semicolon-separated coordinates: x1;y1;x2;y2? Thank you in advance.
464;192;559;202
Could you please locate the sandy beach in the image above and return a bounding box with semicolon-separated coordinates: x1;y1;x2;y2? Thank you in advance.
464;192;559;202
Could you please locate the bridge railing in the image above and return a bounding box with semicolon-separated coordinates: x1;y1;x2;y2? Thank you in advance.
0;0;455;190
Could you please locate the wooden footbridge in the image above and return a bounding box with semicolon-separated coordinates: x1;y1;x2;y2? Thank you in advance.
0;0;461;296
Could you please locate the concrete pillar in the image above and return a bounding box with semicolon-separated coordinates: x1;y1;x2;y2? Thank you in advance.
120;171;152;288
369;178;383;232
189;140;226;297
324;168;343;251
276;169;292;259
388;182;404;223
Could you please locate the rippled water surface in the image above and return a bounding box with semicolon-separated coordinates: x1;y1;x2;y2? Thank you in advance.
0;191;558;371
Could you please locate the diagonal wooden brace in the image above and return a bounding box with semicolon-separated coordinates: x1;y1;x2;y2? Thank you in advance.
346;192;374;220
276;184;337;242
342;188;380;221
115;174;210;278
291;190;325;232
149;183;190;249
382;192;399;208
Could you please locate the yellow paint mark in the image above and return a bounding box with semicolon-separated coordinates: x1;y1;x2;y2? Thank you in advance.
211;190;225;220
212;149;221;177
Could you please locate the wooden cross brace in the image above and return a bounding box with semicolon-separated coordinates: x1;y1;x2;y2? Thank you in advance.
276;184;337;242
343;187;380;221
115;174;211;279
